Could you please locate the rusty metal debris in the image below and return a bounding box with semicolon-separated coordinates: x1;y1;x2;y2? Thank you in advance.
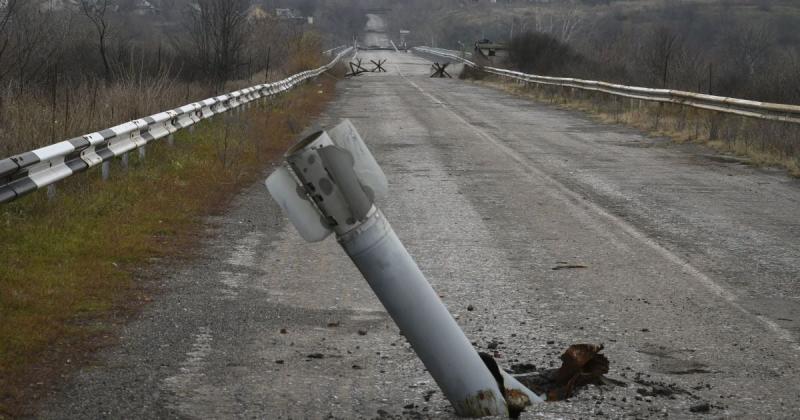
549;344;610;400
515;344;617;401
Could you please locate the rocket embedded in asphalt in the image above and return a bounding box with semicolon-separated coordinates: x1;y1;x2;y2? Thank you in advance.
265;119;543;417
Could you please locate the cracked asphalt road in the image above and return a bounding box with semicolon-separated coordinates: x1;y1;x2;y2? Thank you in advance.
37;51;800;419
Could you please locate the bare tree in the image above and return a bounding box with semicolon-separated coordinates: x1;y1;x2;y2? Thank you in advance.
187;0;250;88
0;0;18;81
314;0;367;46
160;0;177;20
557;7;583;44
507;31;583;76
0;1;65;87
721;24;775;77
640;27;683;88
81;0;113;81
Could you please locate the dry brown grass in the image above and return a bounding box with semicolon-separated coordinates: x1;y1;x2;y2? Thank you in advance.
0;74;214;158
479;77;800;177
0;48;326;158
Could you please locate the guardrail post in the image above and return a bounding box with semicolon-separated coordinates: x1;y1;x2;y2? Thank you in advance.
121;152;129;170
266;120;542;418
47;184;56;201
168;134;174;146
138;145;146;160
189;125;195;133
101;161;110;180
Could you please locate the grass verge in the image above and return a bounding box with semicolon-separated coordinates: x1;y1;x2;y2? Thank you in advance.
0;68;342;417
472;76;800;177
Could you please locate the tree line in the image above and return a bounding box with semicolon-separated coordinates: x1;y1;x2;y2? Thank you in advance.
0;0;367;156
389;0;800;105
0;0;366;90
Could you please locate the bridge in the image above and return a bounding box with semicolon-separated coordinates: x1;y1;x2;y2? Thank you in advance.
14;18;800;420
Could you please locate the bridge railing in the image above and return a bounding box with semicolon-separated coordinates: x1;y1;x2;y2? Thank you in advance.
414;46;800;124
323;45;347;56
0;47;353;204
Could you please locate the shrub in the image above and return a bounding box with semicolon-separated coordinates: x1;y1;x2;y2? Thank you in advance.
506;31;585;76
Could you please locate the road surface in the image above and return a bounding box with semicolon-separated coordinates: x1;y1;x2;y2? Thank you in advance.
37;51;800;418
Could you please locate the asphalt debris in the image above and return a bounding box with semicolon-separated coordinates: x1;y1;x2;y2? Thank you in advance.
690;402;711;413
422;390;436;402
552;264;588;270
634;378;691;398
509;363;537;374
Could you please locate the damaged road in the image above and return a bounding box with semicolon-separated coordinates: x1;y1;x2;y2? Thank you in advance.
36;51;800;418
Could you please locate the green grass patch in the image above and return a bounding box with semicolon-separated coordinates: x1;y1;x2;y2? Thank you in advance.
0;75;339;416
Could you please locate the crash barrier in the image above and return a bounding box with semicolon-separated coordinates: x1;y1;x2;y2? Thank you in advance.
414;46;800;124
266;120;544;417
0;47;354;204
322;45;347;56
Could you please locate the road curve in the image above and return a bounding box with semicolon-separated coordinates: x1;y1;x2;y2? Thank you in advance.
37;51;800;419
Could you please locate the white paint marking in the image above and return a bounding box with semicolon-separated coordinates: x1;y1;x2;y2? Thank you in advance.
218;232;263;298
397;68;799;351
228;232;261;267
162;326;213;404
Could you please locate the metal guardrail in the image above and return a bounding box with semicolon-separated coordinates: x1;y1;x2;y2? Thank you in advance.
414;46;800;124
0;47;353;204
322;45;347;56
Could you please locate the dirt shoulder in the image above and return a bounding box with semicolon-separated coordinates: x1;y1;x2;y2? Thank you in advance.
0;70;342;418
